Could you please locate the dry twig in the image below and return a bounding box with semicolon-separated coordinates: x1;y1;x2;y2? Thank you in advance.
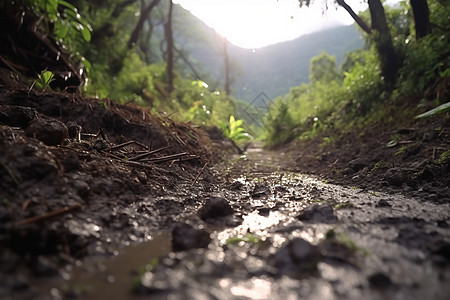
15;204;81;226
191;162;208;186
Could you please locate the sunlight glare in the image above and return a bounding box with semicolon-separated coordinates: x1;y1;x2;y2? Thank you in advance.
173;0;368;48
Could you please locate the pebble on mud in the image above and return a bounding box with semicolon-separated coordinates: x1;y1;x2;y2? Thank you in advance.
376;199;392;207
348;158;369;172
251;183;271;198
384;168;413;187
25;118;68;146
368;272;392;289
275;238;321;275
171;223;211;251
197;195;235;221
296;204;338;223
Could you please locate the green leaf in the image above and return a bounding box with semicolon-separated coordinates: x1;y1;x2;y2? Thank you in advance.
415;101;450;119
81;26;91;42
58;0;78;13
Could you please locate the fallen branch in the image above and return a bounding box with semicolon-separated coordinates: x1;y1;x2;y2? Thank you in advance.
15;204;81;226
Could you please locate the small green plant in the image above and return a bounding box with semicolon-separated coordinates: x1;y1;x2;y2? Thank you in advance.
35;70;55;90
131;257;159;292
371;161;389;172
219;115;253;144
325;229;369;256
395;145;408;156
335;202;354;210
436;150;450;164
225;233;262;245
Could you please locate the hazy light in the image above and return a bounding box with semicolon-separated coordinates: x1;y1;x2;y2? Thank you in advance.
173;0;368;48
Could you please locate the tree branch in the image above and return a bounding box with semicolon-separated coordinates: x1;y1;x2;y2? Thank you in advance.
336;0;372;34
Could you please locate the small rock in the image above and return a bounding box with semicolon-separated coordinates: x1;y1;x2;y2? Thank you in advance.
376;199;391;207
349;158;368;171
257;207;270;216
197;196;235;221
229;181;243;190
251;183;270;198
25;118;68;146
275;238;320;274
433;242;450;261
384;168;412;187
66;121;82;141
0;105;39;128
171;223;211;251
368;272;392;289
93;139;108;151
297;204;338;223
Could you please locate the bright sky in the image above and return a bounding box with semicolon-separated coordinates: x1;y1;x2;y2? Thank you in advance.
173;0;369;49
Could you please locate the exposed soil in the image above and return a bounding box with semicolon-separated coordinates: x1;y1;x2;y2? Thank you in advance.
288;97;450;198
0;70;449;300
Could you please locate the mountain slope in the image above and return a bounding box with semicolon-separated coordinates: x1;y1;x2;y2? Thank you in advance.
229;25;364;102
173;6;364;102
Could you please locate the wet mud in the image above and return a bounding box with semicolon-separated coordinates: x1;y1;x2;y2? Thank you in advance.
27;145;450;300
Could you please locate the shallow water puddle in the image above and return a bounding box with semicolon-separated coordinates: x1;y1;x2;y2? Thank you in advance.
42;232;171;299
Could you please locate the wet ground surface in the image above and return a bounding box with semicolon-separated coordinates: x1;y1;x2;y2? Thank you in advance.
21;144;450;300
1;77;449;299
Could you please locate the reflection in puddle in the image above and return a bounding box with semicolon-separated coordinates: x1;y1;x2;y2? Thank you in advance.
44;232;171;300
217;211;284;244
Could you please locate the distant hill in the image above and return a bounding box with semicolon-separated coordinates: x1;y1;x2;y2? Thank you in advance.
173;5;364;103
229;25;364;102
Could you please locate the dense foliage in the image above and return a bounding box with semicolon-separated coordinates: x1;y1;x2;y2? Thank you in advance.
263;0;449;147
2;0;448;148
8;0;246;136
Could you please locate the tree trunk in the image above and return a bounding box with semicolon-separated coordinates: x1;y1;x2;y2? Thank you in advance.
410;0;431;39
368;0;399;88
165;0;174;94
222;37;231;95
128;0;162;49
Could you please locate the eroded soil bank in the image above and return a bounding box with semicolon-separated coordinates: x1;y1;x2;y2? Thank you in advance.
0;75;449;299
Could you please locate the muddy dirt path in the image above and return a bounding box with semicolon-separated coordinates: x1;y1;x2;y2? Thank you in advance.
35;143;450;300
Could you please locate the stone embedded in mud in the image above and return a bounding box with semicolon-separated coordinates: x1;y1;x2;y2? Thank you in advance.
376;199;392;207
384;168;413;187
368;272;392;289
228;181;243;190
0;105;39;128
66;121;82;141
171;223;211;251
348;158;369;171
275;238;321;275
197;195;235;221
296;204;338;223
25;118;68;146
251;183;271;198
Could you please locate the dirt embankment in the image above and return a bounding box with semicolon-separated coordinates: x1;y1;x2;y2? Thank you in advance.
284;99;450;201
0;70;225;297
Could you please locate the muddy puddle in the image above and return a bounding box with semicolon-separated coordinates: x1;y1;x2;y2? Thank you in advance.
35;146;450;299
